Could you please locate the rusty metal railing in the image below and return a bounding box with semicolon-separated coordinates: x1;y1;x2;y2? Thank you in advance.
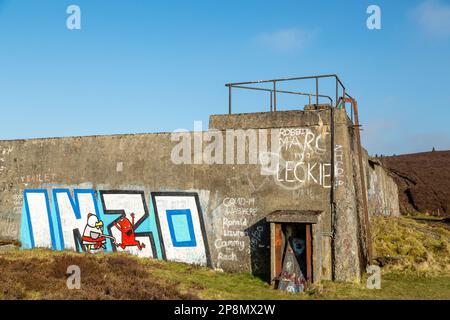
224;74;373;276
225;74;347;114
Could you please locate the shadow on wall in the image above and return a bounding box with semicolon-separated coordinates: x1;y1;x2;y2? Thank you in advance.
245;218;270;282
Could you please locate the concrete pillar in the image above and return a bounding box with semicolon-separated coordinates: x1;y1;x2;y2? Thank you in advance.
332;109;362;282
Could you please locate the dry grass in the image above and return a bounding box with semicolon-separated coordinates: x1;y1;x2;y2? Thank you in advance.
0;249;196;300
0;216;448;300
372;215;450;275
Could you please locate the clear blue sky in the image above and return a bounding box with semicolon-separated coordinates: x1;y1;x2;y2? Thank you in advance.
0;0;449;155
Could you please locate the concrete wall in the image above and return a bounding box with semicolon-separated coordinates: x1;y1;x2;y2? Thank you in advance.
0;107;399;283
366;159;400;217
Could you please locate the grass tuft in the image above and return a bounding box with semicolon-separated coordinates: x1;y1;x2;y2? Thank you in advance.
372;215;450;275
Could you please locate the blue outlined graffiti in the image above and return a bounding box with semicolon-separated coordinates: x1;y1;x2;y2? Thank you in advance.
152;192;211;267
21;189;56;249
52;188;101;252
20;188;210;266
166;209;197;247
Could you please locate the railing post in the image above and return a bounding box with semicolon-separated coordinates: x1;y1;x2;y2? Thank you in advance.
273;81;277;112
343;88;346;110
228;85;232;115
335;78;338;108
270;91;273;112
351;103;353;123
316;77;319;105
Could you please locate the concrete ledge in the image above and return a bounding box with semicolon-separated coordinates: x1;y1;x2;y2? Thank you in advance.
266;210;322;224
209;109;333;130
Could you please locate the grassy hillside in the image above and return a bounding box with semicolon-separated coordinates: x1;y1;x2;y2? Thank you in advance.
372;215;449;275
0;216;449;300
380;150;450;216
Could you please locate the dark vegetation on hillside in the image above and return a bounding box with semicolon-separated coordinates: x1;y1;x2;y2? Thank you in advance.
0;253;197;299
379;150;450;217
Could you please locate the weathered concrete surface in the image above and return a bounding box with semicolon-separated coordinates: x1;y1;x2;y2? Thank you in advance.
266;210;321;224
366;159;400;216
0;107;399;283
332;111;364;282
210;109;334;130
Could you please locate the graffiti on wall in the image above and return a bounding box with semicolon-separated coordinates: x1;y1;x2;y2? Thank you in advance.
260;128;345;190
22;189;56;249
214;197;254;267
212;196;268;273
334;144;345;187
21;189;211;266
152;192;211;266
100;190;156;258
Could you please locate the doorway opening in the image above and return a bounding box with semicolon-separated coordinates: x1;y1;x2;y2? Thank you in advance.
273;223;312;292
267;210;319;292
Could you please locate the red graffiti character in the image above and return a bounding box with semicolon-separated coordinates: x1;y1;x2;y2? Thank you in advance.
113;213;145;250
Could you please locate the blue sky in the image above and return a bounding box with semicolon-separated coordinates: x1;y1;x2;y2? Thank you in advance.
0;0;449;155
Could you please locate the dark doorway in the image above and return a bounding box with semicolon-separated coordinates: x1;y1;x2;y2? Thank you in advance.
272;223;313;292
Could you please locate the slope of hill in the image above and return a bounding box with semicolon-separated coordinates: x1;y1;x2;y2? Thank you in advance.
379;150;450;217
0;216;449;300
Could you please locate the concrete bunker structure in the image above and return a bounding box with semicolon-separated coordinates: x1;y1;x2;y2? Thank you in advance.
0;75;399;288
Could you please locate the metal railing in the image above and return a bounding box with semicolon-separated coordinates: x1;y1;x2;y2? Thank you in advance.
225;74;348;114
224;74;373;273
